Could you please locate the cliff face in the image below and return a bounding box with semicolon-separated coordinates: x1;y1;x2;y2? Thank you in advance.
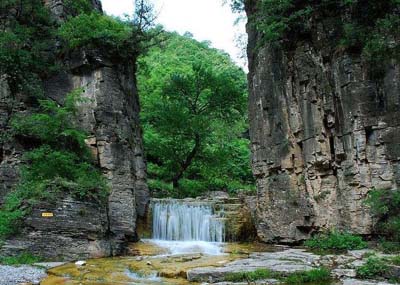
0;0;149;258
246;1;400;243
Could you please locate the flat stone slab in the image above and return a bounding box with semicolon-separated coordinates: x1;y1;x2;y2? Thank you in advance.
33;262;66;269
342;279;399;285
0;265;47;285
188;249;318;283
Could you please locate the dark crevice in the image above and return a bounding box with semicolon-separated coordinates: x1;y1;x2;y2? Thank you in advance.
365;126;373;144
329;136;335;157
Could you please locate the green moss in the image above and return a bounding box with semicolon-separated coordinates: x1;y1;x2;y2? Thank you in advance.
304;231;367;251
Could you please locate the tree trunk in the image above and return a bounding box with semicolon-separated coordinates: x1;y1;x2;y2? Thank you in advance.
172;133;201;189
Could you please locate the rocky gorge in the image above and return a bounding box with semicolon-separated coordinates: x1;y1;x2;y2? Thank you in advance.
0;0;400;284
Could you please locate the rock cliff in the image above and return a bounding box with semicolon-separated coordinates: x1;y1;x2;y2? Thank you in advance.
0;0;149;258
246;0;400;243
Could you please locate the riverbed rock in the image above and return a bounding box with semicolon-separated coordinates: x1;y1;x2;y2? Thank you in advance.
245;0;400;243
0;265;47;285
187;249;318;283
332;268;357;278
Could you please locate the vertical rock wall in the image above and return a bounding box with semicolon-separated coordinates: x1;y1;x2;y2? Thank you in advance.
45;48;149;244
246;1;400;243
0;0;149;258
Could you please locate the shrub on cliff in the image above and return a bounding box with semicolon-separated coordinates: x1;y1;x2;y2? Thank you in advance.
304;231;367;251
366;188;400;250
231;0;399;78
58;12;132;50
0;0;58;97
58;0;162;58
0;90;108;238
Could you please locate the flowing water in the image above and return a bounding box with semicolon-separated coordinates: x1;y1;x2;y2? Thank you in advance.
40;199;280;285
152;199;225;242
150;199;226;255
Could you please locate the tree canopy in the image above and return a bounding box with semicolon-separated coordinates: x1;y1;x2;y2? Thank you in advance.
138;32;254;197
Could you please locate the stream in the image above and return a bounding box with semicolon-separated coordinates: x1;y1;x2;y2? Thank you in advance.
39;200;377;285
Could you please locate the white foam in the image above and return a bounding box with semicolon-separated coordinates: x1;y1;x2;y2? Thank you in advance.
143;239;225;256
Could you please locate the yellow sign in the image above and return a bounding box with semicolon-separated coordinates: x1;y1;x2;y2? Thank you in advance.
42;212;54;218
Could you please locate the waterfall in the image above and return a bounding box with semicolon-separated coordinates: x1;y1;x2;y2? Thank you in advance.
152;199;225;242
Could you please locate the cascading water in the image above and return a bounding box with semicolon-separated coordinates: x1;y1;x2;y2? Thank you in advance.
148;199;226;255
152;199;225;242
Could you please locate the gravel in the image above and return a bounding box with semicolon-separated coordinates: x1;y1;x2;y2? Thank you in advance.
0;265;47;285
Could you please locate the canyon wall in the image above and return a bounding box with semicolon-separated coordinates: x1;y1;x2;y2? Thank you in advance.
246;1;400;243
0;0;149;259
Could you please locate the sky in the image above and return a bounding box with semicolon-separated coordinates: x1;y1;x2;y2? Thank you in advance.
101;0;247;68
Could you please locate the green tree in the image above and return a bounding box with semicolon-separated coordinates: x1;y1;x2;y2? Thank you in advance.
138;32;253;195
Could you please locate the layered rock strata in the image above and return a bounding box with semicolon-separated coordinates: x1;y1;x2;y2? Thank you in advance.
0;0;149;258
246;0;400;242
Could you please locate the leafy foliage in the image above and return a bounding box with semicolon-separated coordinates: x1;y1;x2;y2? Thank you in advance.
304;231;367;251
138;32;254;197
0;90;108;238
356;256;389;279
390;255;400;266
378;240;400;254
64;0;94;15
0;0;57;97
58;0;162;59
366;188;400;244
240;0;399;77
0;253;42;265
58;12;132;50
